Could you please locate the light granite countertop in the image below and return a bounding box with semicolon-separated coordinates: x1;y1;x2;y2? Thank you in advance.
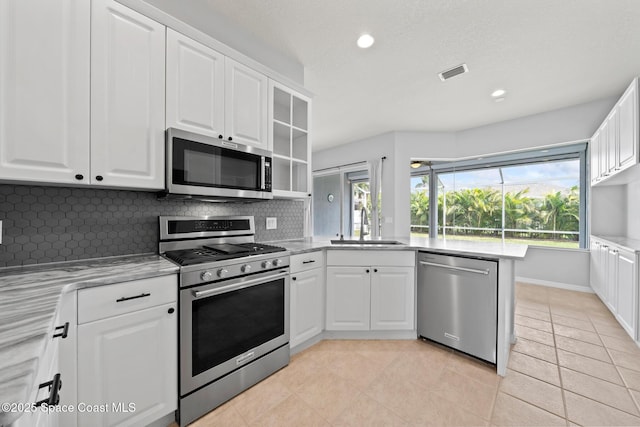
592;235;640;253
274;237;528;260
0;254;178;426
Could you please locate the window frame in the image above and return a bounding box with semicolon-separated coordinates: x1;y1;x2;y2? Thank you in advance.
411;142;588;249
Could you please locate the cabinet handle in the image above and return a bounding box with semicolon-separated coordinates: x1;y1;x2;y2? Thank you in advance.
292;277;297;281
366;269;370;273
168;307;175;314
95;175;104;181
116;292;150;303
374;268;378;273
228;136;233;141
53;322;69;339
74;174;84;180
218;135;223;139
302;260;316;264
35;373;62;407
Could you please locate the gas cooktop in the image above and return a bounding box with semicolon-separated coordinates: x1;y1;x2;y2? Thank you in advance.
164;242;287;266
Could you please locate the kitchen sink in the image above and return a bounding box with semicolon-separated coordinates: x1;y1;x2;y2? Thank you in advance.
330;239;405;245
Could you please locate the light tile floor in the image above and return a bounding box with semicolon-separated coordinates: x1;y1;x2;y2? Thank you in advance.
182;283;640;426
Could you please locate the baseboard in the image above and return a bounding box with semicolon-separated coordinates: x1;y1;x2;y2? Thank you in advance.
515;276;594;293
323;330;418;340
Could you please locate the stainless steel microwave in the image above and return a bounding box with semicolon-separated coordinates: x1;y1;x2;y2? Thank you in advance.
163;128;272;201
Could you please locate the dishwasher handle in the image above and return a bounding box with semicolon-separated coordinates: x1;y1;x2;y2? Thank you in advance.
419;260;489;275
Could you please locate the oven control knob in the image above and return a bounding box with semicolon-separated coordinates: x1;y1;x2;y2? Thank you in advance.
262;260;272;269
273;259;283;267
217;269;228;278
241;264;252;273
201;271;213;281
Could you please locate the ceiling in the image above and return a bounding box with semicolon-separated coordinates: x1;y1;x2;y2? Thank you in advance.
145;0;640;151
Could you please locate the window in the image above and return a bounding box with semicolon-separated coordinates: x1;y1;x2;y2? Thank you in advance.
410;144;587;248
313;167;370;238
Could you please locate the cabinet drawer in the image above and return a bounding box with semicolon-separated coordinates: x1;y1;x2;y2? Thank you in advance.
78;275;177;324
327;250;415;267
291;251;325;273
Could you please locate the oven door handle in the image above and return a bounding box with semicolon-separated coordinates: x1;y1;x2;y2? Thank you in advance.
192;270;289;299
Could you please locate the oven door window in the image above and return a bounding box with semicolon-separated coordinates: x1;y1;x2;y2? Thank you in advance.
173;137;261;190
191;278;285;376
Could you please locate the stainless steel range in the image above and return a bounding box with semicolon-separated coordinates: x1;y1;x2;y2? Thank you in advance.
159;216;290;427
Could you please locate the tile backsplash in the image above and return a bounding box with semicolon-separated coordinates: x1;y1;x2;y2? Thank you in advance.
0;184;305;268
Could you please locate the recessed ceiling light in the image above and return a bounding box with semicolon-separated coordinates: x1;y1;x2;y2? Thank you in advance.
357;34;375;49
491;89;506;98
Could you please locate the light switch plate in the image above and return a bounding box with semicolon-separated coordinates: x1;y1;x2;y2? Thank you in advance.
266;217;277;230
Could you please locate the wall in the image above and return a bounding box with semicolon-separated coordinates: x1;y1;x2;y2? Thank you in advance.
626;182;640;240
591;185;627;237
314;96;620;290
0;184;304;268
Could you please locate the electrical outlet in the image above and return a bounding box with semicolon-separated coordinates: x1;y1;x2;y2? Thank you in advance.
266;217;277;230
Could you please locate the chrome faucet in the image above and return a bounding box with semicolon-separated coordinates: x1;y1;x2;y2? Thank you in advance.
359;207;369;241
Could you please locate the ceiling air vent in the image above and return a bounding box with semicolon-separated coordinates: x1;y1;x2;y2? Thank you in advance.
438;63;469;81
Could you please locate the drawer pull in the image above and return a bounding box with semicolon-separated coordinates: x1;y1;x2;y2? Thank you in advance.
302;260;316;264
53;322;69;339
35;373;62;407
116;292;151;303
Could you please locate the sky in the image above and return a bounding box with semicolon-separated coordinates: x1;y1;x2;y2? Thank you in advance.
411;159;580;195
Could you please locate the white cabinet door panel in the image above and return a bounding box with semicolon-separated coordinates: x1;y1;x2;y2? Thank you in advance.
616;250;636;339
326;267;370;330
166;29;225;138
618;81;638;170
0;0;89;184
77;303;177;427
370;267;415;330
290;268;324;347
91;0;165;189
225;59;268;149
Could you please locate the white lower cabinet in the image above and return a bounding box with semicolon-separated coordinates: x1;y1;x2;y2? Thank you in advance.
76;275;178;427
290;251;325;348
325;250;415;332
370;267;415;330
590;236;638;341
326;266;371;330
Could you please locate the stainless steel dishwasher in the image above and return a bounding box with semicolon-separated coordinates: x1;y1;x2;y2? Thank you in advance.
417;251;498;364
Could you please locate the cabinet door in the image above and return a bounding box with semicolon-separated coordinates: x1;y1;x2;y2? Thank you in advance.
0;0;90;185
590;133;600;184
599;121;609;179
607;110;618;175
326;266;370;330
606;247;618;314
370;267;415;330
77;303;177;427
290;268;324;347
616;250;636;339
618;80;638;170
91;0;165;189
225;58;269;149
166;29;225;138
590;239;603;296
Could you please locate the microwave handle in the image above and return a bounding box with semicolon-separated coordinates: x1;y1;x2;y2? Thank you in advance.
261;157;266;190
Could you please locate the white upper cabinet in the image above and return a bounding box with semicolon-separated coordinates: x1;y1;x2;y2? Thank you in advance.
0;0;90;184
618;80;638;170
269;81;312;198
225;58;269;149
591;78;639;185
91;0;166;189
166;28;225;138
